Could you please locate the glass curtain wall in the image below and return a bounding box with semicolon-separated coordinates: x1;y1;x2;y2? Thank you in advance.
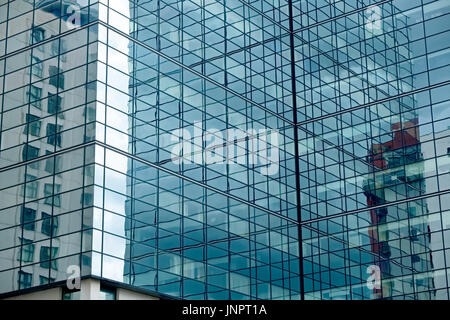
0;0;449;301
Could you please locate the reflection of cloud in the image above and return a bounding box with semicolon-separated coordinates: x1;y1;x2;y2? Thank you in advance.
105;149;128;173
107;87;130;113
109;1;130;18
106;127;129;152
105;168;127;195
107;67;130;93
104;211;126;237
102;254;125;282
96;0;143;289
104;190;126;216
106;107;129;134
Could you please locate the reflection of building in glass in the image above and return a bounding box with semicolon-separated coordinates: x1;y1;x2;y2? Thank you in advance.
0;0;95;294
421;127;450;294
1;0;450;300
364;119;435;299
297;0;450;300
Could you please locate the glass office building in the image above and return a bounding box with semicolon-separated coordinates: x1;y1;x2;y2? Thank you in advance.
0;0;449;300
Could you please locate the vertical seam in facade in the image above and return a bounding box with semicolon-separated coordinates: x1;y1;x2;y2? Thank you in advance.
287;0;305;301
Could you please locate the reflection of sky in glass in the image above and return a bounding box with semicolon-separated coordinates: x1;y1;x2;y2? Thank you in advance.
103;232;126;258
98;0;132;281
107;86;130;113
102;254;125;282
1;0;450;300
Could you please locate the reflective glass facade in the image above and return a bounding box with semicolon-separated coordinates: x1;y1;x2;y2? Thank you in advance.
295;0;450;299
0;0;100;295
0;0;449;300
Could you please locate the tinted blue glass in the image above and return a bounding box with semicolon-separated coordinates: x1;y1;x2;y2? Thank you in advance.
0;0;449;301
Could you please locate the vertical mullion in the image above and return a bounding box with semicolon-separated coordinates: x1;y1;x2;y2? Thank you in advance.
288;0;305;301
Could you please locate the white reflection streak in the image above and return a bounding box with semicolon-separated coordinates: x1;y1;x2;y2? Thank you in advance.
101;0;131;281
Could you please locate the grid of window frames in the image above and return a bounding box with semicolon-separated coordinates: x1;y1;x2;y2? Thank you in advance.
0;0;450;301
92;0;301;299
0;0;99;294
295;0;450;299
